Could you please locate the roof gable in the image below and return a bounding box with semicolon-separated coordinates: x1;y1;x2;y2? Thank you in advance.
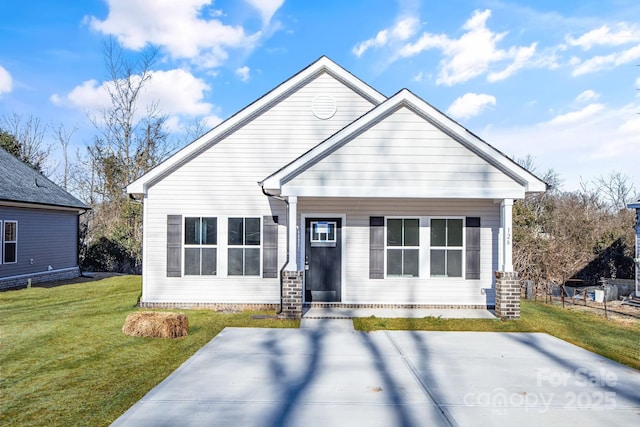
127;56;386;194
0;147;88;210
261;89;547;199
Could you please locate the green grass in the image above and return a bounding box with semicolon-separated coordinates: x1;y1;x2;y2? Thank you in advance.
2;278;639;426
354;300;640;370
0;276;298;427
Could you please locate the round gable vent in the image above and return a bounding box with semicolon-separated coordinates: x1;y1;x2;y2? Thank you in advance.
312;95;337;120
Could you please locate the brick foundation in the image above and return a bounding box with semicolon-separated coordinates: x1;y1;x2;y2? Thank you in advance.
138;302;280;311
278;270;303;319
495;271;520;319
303;303;491;310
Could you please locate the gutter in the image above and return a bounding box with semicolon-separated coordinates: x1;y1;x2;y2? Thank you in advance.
260;185;289;315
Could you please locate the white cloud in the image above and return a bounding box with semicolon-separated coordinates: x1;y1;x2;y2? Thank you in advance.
571;44;640;76
397;9;545;85
566;23;640;50
243;0;284;25
446;93;496;119
412;71;426;82
353;16;420;57
51;68;214;126
0;65;12;95
576;90;599;103
202;114;223;129
547;103;604;125
487;43;537;82
482;102;640;191
235;66;250;82
87;0;275;68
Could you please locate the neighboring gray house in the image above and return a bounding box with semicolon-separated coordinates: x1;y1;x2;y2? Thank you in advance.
128;57;545;315
0;147;88;289
628;198;640;295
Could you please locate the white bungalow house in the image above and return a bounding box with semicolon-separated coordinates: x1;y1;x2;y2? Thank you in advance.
127;57;546;317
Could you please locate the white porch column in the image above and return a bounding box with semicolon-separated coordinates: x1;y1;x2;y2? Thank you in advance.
500;199;514;272
286;196;299;271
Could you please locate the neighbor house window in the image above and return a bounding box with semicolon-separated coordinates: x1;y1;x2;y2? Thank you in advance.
386;218;419;277
228;217;260;276
2;220;17;264
430;218;463;277
184;217;217;275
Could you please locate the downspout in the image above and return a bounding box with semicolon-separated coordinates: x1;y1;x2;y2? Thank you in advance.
261;185;288;315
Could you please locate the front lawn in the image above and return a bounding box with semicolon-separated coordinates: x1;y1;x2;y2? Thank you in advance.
0;276;298;427
353;300;640;370
2;276;638;427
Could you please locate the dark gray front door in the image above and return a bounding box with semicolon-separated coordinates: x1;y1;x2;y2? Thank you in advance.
305;218;342;302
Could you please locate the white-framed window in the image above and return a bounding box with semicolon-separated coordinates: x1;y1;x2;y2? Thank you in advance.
2;220;18;264
228;217;261;276
386;218;419;277
430;218;463;277
184;217;217;275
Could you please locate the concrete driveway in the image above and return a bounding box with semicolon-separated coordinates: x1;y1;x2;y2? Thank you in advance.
112;321;640;426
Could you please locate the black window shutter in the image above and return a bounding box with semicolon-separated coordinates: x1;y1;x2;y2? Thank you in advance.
465;217;481;280
167;215;182;277
370;216;385;279
263;215;278;278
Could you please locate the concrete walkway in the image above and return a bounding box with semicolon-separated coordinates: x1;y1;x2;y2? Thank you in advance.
112;327;640;427
302;307;496;319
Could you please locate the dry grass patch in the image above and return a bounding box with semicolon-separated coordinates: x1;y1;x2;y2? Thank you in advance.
123;311;189;338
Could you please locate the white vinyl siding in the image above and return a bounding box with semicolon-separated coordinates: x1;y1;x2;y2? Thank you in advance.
297;198;499;306
139;72;376;303
284;106;523;198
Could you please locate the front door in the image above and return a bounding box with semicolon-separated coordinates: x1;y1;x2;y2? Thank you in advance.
304;218;342;302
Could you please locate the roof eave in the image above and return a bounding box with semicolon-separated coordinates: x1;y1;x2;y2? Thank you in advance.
0;199;89;212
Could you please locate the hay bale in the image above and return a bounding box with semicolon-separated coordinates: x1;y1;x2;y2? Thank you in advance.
122;311;188;338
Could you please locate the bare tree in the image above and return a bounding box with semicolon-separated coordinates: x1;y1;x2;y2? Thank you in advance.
0;113;50;173
593;172;636;212
513;156;635;302
182;116;209;144
51;123;77;190
87;37;173;202
79;37;176;273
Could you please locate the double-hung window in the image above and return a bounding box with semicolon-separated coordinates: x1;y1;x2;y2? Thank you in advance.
228;217;260;276
386;218;419;277
430;218;463;277
2;220;17;264
184;217;217;275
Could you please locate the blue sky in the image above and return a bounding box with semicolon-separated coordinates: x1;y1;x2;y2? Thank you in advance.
1;0;639;193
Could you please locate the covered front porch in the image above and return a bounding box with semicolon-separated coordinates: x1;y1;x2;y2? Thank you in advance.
272;196;521;320
278;196;517;304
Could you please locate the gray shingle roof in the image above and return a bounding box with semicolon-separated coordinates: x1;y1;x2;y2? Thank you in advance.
0;147;88;209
